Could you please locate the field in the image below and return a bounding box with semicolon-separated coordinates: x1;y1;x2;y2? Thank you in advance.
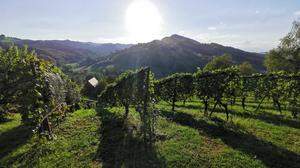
0;99;300;168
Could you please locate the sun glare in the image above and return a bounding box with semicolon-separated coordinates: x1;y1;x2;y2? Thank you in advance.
126;0;163;43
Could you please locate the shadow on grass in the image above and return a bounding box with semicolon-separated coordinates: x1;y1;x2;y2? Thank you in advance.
230;109;300;129
0;125;32;159
175;104;200;110
235;99;272;104
235;102;282;111
0;118;13;124
206;105;300;130
95;108;166;168
160;110;300;168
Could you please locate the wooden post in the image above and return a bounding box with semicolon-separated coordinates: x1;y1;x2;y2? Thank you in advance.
143;68;150;146
242;97;246;110
203;99;209;116
124;104;129;120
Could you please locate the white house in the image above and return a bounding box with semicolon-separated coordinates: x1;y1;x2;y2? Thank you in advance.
88;77;99;87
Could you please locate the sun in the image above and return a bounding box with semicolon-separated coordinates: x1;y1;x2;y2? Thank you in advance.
126;0;163;43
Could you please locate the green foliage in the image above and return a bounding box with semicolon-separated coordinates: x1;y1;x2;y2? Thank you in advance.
98;70;135;111
194;67;240;118
238;72;300;117
99;68;155;109
0;46;80;132
193;70;214;114
157;67;300;119
264;21;300;72
155;73;194;111
98;67;156;145
204;54;234;71
238;62;257;75
65;79;81;110
0;46;44;122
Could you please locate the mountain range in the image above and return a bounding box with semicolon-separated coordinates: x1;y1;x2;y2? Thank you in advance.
0;34;265;77
88;34;265;77
0;34;132;64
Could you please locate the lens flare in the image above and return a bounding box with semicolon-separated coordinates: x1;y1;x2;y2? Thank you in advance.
126;0;163;43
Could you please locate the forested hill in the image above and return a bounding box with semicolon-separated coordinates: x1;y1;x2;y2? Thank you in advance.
0;34;265;77
0;34;132;64
89;34;265;77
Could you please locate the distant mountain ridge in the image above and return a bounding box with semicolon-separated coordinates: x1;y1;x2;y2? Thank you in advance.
0;34;265;77
0;34;132;64
89;34;265;77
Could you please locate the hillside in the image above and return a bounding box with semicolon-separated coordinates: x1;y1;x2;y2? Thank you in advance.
0;34;265;77
90;35;265;77
0;34;132;64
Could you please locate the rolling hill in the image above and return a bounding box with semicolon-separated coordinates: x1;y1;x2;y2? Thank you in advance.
0;34;265;77
0;34;132;64
89;34;265;77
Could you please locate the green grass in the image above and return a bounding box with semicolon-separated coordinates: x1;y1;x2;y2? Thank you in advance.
0;109;101;167
0;100;300;168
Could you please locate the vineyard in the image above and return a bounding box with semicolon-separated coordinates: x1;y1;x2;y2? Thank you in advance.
1;21;300;167
1;65;300;167
100;67;300;123
94;67;299;167
0;47;81;139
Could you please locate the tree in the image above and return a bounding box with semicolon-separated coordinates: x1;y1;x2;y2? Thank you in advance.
239;62;257;75
204;54;234;71
264;21;300;72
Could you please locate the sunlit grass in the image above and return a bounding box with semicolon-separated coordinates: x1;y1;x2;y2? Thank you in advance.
0;100;299;167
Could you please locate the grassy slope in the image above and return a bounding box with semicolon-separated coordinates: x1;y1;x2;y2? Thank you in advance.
0;100;299;168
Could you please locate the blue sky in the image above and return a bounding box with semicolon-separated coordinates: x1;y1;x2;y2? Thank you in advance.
1;0;300;52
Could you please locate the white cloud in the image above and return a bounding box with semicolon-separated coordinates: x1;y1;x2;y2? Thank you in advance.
294;11;300;16
255;10;260;14
208;27;217;31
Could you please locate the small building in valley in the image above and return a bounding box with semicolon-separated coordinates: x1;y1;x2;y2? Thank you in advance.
88;77;99;88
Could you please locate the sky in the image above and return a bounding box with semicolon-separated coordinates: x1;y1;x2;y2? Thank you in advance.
1;0;300;52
